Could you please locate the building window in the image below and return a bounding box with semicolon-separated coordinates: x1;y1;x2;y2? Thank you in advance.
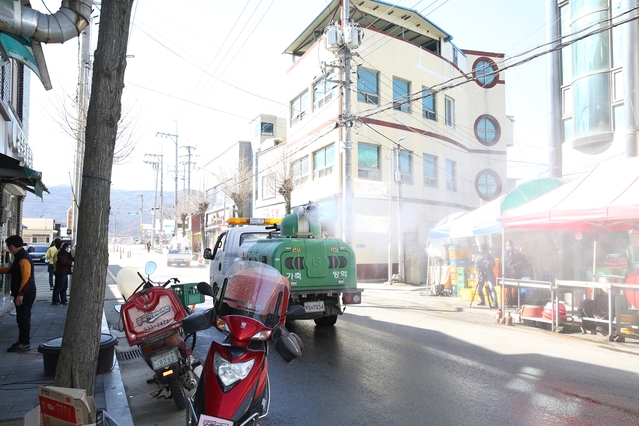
475;169;502;201
393;77;411;113
313;70;338;110
393;150;412;184
422;88;436;121
446;160;456;191
357;68;379;104
562;87;573;117
313;144;335;179
445;97;455;127
473;58;498;88
423;154;438;187
290;90;309;126
613;104;624;131
262;174;275;199
358;144;381;180
474;115;501;146
291;156;309;186
260;122;274;136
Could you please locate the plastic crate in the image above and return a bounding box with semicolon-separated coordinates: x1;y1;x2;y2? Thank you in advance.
171;283;205;306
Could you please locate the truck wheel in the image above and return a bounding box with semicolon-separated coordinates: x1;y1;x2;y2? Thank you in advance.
314;315;337;327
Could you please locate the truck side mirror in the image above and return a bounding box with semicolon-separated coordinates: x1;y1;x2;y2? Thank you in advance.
203;248;213;260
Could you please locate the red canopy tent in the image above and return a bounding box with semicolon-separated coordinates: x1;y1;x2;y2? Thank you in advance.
502;157;639;232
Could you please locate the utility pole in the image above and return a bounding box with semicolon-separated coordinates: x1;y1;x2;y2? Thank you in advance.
393;138;409;282
144;153;163;250
140;195;143;242
180;145;197;196
342;0;353;245
156;120;179;224
72;22;92;241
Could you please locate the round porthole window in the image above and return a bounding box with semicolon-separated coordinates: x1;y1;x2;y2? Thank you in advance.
473;58;499;88
475;169;502;201
474;114;501;146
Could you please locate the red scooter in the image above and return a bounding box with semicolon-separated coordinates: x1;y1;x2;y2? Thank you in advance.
183;260;304;426
116;261;198;410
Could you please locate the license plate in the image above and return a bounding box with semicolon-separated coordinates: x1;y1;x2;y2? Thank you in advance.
150;348;179;370
197;414;233;426
304;301;325;313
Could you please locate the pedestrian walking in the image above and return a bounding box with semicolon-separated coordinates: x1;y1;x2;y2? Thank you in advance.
53;242;73;306
44;239;59;290
146;240;151;253
475;244;497;308
0;235;36;352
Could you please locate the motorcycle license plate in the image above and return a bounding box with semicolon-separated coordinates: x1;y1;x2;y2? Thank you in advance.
197;414;233;426
304;300;325;313
150;348;179;370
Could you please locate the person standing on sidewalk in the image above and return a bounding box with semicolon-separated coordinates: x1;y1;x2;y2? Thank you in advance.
44;239;59;290
475;244;497;308
53;242;74;306
0;235;36;352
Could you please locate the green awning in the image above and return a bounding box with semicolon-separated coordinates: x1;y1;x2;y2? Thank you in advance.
501;177;565;212
0;153;49;198
0;32;51;89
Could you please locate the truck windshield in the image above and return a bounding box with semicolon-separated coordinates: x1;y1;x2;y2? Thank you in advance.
239;233;270;246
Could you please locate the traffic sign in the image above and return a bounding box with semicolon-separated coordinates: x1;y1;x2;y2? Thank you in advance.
126;211;139;215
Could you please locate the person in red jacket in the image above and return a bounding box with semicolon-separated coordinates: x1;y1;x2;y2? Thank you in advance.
53;242;74;306
0;235;36;352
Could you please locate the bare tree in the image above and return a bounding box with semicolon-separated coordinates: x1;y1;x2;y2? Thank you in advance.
54;0;133;393
175;192;192;237
190;189;211;252
268;145;294;215
215;158;253;217
47;83;140;165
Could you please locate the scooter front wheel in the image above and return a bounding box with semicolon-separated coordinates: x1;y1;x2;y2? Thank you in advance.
169;379;187;410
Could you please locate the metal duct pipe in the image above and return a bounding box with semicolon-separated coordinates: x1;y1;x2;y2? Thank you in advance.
0;0;92;44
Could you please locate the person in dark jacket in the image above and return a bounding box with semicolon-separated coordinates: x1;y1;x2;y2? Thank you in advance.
504;240;528;279
475;244;497;308
53;242;74;306
0;235;36;352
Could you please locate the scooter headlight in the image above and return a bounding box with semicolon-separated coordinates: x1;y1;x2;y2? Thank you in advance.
214;352;254;388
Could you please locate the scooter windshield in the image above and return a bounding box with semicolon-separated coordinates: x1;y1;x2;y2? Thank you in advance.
217;261;290;329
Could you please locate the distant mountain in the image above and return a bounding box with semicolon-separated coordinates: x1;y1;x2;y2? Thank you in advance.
23;185;175;237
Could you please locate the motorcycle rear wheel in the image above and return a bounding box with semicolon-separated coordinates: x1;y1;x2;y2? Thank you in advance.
169;379;187;410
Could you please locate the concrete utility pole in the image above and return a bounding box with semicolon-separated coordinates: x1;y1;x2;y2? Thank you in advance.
180;145;197;196
72;22;92;241
342;0;353;245
139;195;143;241
156;120;179;221
144;153;163;249
393;137;408;282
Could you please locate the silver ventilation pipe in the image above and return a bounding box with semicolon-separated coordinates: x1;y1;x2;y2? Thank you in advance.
0;0;92;44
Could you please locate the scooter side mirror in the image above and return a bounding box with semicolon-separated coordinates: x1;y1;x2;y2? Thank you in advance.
197;281;215;297
183;308;216;334
285;305;306;320
144;261;157;276
272;325;303;364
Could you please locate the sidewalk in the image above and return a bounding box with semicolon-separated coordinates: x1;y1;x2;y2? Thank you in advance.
0;255;133;425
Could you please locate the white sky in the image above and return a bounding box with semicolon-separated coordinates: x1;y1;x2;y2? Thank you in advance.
27;0;550;192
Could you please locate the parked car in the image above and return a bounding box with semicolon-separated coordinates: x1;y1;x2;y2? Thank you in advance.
27;244;50;263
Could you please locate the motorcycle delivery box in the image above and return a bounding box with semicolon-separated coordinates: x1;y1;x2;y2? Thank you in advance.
23;386;96;426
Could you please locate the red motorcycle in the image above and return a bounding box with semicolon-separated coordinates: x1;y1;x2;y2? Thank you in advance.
116;261;198;410
183;260;304;425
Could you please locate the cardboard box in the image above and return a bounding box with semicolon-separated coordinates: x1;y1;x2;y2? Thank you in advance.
23;386;96;426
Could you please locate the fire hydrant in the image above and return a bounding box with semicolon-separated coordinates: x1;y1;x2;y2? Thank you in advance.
495;308;502;324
